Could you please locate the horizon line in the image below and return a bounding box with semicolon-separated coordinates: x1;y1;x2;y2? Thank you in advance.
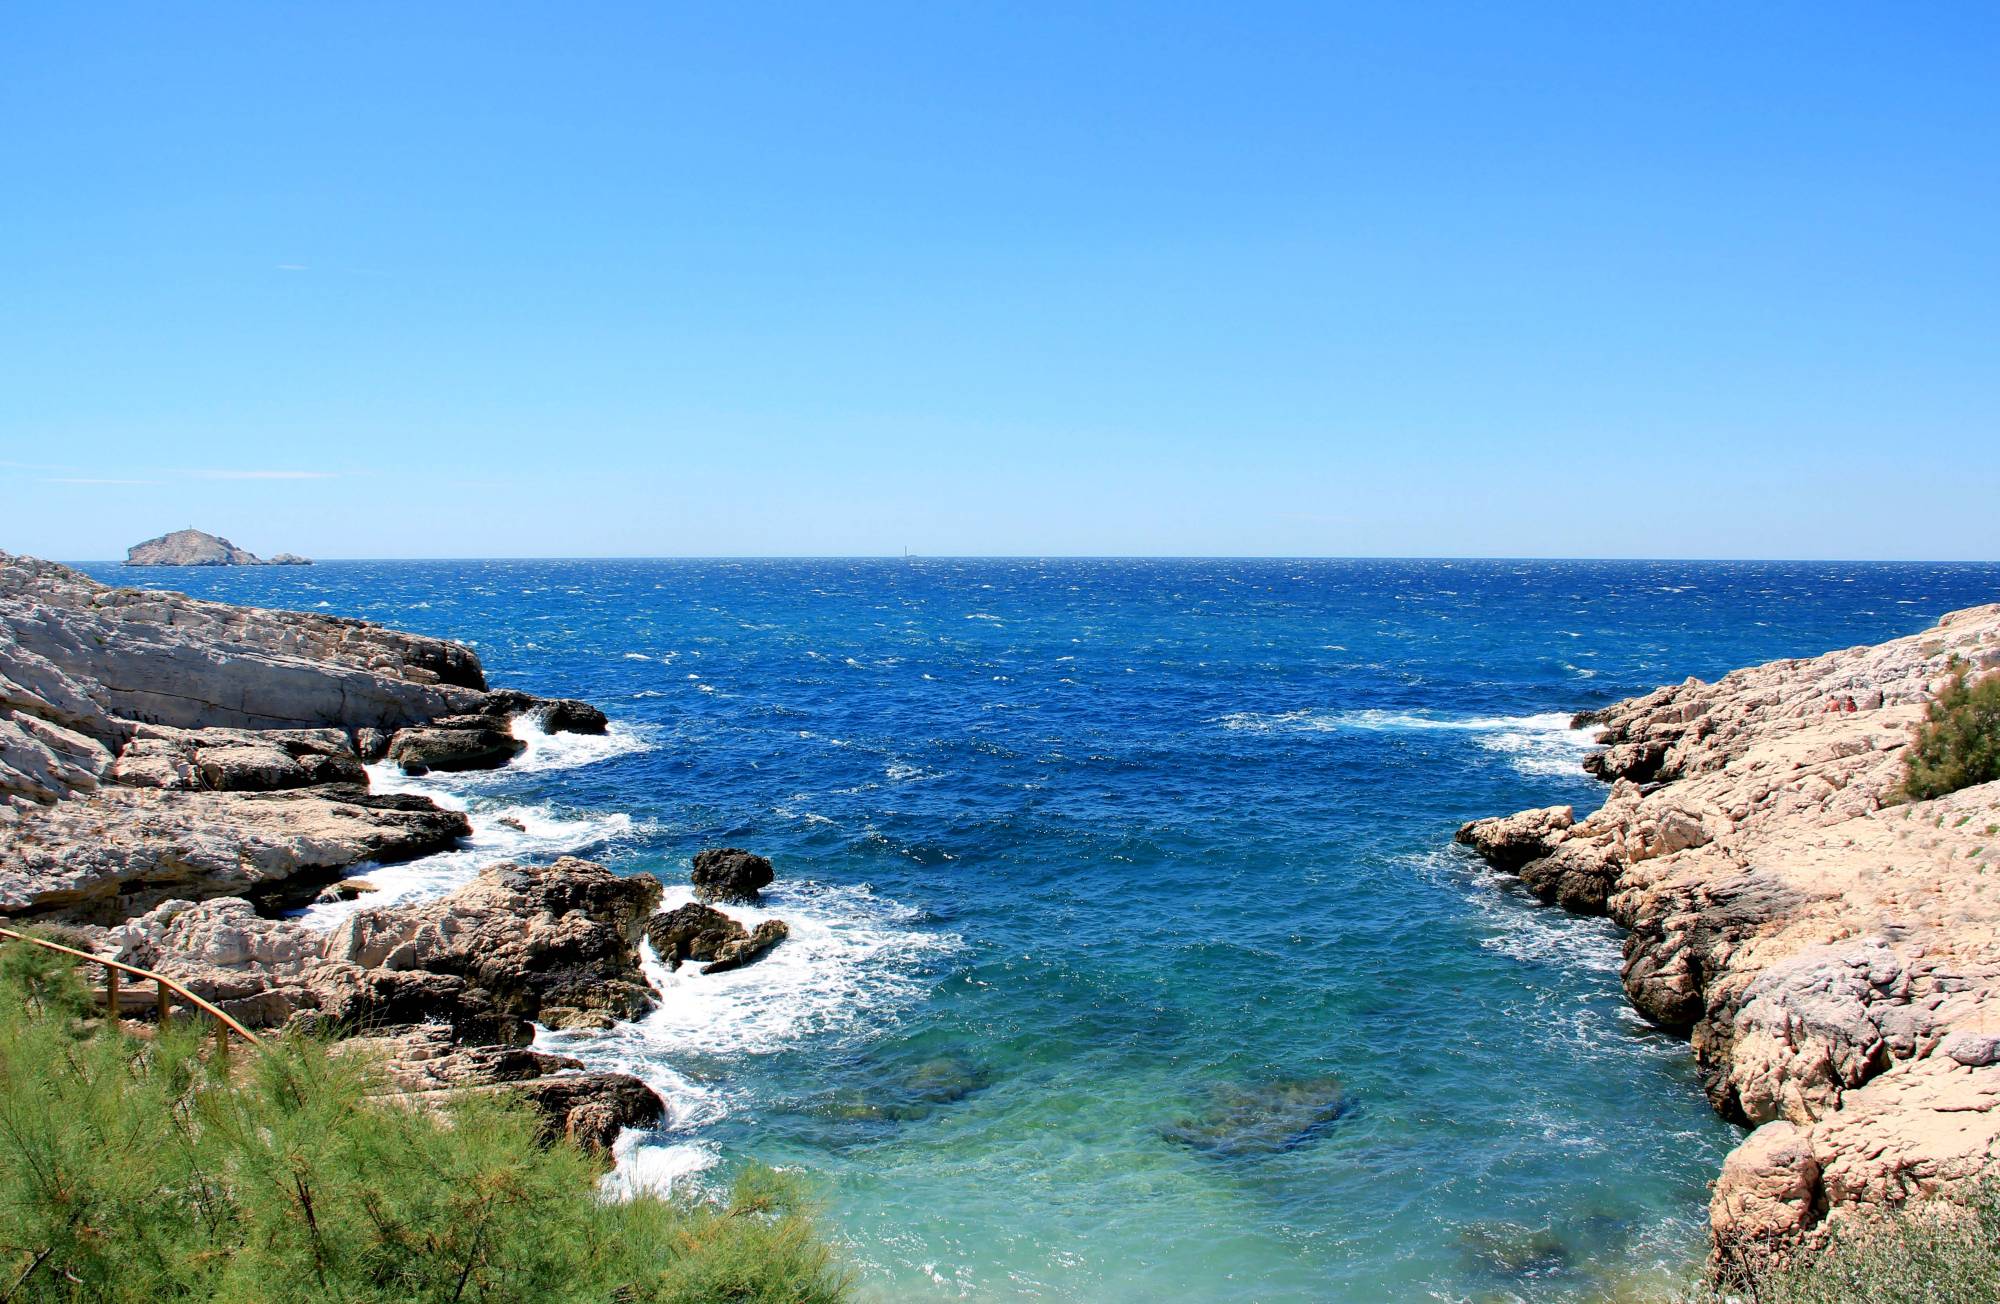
49;552;2000;566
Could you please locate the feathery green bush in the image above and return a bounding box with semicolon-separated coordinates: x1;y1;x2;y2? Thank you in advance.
1898;661;2000;803
1682;1178;2000;1304
0;942;848;1303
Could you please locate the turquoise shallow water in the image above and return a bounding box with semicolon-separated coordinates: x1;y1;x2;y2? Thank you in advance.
85;558;2000;1301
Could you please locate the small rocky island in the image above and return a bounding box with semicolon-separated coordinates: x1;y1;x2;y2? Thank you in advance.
1458;603;2000;1275
0;549;785;1154
126;528;312;566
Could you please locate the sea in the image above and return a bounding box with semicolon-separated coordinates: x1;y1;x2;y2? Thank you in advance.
81;557;2000;1302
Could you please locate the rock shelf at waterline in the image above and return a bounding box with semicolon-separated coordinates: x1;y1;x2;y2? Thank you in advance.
0;550;606;916
1458;601;2000;1273
0;548;664;1152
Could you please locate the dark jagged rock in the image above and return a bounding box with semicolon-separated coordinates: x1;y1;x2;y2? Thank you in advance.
387;717;523;774
646;903;789;974
690;847;775;903
646;902;741;969
327;857;661;1030
512;1071;666;1153
1514;842;1622;915
1160;1076;1350;1157
1583;741;1671;784
703;920;789;974
539;698;608;735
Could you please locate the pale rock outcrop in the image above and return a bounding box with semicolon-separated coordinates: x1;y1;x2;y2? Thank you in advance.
345;1026;664;1153
1458;602;2000;1268
125;529;269;566
82;858;673;1154
0;551;605;916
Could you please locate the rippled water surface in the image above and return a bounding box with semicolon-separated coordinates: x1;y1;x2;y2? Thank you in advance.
82;558;2000;1302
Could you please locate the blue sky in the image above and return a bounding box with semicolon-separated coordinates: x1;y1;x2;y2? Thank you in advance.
4;3;1996;559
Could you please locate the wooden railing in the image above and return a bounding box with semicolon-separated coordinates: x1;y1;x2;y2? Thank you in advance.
0;925;264;1065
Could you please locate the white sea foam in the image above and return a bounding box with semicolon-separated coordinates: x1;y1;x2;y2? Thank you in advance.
297;795;639;927
1216;707;1598;780
541;881;959;1196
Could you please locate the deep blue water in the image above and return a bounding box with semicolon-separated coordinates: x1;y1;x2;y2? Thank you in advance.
81;558;2000;1301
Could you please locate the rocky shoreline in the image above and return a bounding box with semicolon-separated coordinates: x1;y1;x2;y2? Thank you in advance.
0;551;788;1156
1458;604;2000;1272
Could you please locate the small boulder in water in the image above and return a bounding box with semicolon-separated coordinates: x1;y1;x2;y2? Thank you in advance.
386;716;522;774
1160;1075;1350;1157
703;919;789;974
538;698;608;735
690;847;775;903
646;903;787;974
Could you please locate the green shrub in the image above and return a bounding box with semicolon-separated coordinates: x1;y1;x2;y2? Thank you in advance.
1683;1178;2000;1303
0;946;849;1303
1899;662;2000;803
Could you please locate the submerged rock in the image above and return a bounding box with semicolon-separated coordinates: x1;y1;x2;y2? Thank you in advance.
1457;1221;1571;1277
819;1053;995;1123
1160;1075;1350;1157
690;847;776;903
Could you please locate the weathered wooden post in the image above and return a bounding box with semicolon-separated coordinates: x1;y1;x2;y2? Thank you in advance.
104;963;121;1022
215;1013;229;1072
158;979;171;1024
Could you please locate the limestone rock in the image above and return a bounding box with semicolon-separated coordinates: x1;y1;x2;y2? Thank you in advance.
1454;806;1573;872
338;1025;665;1155
646;902;743;969
0;785;469;918
0;552;609;917
689;847;775;903
1710;1121;1822;1275
1461;601;2000;1265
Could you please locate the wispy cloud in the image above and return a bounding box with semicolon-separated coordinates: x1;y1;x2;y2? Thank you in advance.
276;264;308;271
39;477;162;486
189;469;337;480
